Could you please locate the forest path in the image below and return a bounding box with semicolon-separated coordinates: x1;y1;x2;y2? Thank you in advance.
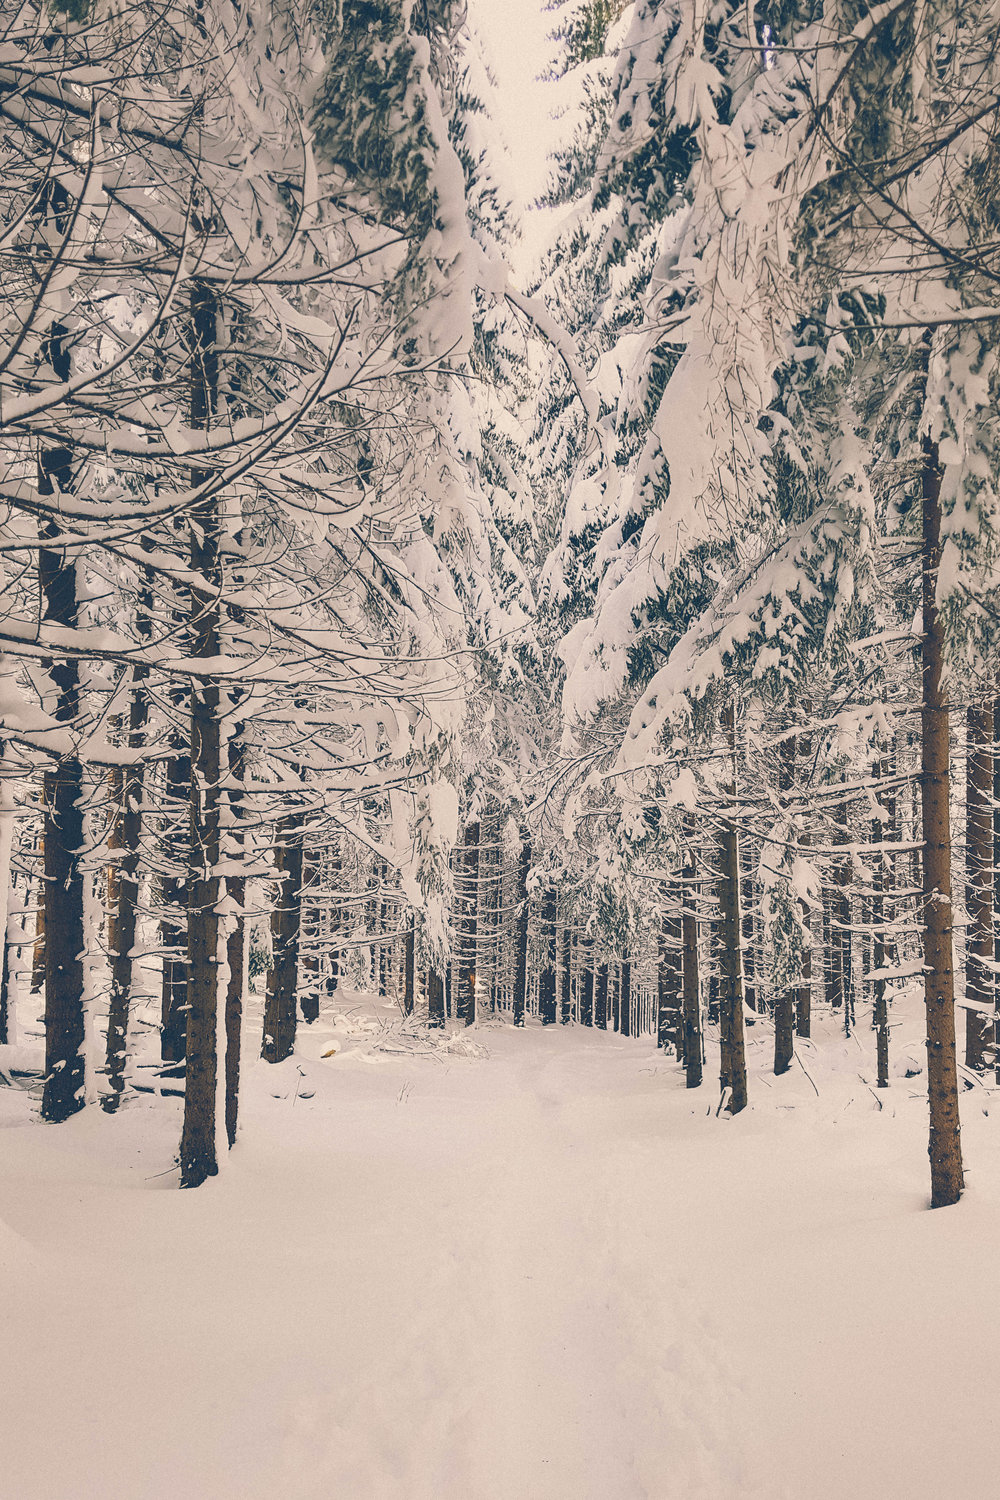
3;1016;1000;1499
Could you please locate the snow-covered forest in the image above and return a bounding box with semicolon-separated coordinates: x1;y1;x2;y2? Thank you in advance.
3;0;1000;1494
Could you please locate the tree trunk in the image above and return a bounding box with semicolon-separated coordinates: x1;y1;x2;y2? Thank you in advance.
718;701;748;1114
427;966;445;1029
871;756;892;1089
102;661;150;1111
539;886;557;1024
774;734;796;1075
619;959;632;1038
682;846;702;1088
458;821;480;1025
658;906;682;1054
262;814;305;1064
179;280;225;1189
579;939;594;1026
921;439;963;1208
594;961;608;1030
965;704;993;1070
223;732;247;1148
38;445;86;1124
159;751;190;1065
560;923;572;1024
403;914;415;1016
796;728;813;1038
511;835;530;1026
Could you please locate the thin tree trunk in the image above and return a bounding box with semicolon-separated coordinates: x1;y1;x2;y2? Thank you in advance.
427;966;445;1029
560;923;572;1024
619;959;632;1038
682;844;702;1088
102;660;150;1110
774;734;796;1075
718;701;748;1114
512;835;530;1026
459;821;480;1025
965;704;993;1069
262;813;304;1064
921;439;963;1208
38;445;86;1124
594;960;608;1030
179;279;226;1188
579;942;594;1027
539;886;557;1024
403;914;415;1016
796;728;813;1038
159;750;190;1065
872;776;890;1090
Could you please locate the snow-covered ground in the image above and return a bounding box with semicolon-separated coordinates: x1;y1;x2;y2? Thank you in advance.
2;999;999;1499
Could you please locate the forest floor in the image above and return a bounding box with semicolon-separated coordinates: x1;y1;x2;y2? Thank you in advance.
2;995;1000;1499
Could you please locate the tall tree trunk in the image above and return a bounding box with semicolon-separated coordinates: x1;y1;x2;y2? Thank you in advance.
921;439;963;1208
159;750;190;1064
560;923;572;1024
594;960;608;1030
796;729;813;1038
682;843;702;1088
774;734;796;1075
403;914;415;1016
223;731;247;1148
262;813;305;1064
619;959;632;1038
871;756;894;1089
299;851;320;1024
427;965;445;1029
38;445;86;1124
579;940;594;1027
718;701;748;1114
539;886;557;1025
965;704;993;1070
179;279;225;1189
659;905;682;1054
512;835;530;1027
458;821;480;1025
994;697;1000;1085
102;660;150;1111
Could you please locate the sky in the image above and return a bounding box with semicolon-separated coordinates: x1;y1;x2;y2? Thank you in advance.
469;0;563;206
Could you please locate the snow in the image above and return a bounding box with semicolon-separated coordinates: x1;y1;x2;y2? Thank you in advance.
2;997;999;1499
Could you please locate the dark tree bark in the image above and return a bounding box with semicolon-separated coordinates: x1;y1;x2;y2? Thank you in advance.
560;923;572;1024
403;914;415;1016
682;846;702;1088
994;697;1000;1085
38;445;86;1124
512;835;530;1026
718;701;748;1115
965;705;993;1070
223;733;247;1148
427;966;445;1028
579;939;594;1026
159;751;190;1065
539;886;557;1025
102;658;150;1112
774;734;796;1076
658;907;682;1054
920;440;964;1208
179;279;226;1188
262;813;305;1064
594;961;608;1030
458;821;480;1025
299;851;320;1024
619;960;632;1038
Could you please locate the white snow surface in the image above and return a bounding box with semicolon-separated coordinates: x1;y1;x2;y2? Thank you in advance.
2;998;999;1499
